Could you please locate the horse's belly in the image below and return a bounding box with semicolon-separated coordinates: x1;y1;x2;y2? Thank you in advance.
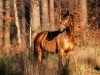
42;38;57;53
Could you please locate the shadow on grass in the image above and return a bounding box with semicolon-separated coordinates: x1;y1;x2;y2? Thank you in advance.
0;54;24;75
58;61;69;75
0;61;6;75
95;66;100;71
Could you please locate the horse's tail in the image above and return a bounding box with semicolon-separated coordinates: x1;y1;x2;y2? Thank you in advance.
34;32;46;62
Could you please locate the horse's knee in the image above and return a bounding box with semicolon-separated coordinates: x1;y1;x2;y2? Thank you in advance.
59;49;64;58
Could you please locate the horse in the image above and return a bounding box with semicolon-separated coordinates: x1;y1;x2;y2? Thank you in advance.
34;12;74;64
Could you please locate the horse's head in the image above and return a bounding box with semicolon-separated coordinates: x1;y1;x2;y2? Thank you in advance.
59;11;74;32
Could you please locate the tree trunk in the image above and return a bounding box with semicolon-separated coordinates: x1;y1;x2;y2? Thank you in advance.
95;0;99;29
20;1;27;49
49;0;55;30
30;0;41;47
13;0;21;46
54;0;61;29
80;0;88;27
41;0;50;31
4;0;11;51
0;0;3;48
68;0;87;27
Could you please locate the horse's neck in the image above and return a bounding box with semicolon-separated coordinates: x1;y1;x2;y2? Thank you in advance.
58;31;69;39
57;31;70;46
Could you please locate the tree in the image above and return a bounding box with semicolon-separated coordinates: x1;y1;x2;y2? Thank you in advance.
20;0;27;49
13;0;21;46
30;0;41;47
79;0;88;27
49;0;55;30
68;0;87;27
0;0;3;48
4;0;11;51
41;0;50;31
54;0;61;29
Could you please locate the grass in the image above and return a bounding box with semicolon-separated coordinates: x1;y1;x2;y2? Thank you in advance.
0;45;99;75
68;45;100;75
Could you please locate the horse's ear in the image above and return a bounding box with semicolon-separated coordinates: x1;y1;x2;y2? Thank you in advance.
62;10;70;19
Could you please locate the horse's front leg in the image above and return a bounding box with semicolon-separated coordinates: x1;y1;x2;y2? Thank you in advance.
58;48;64;65
58;48;64;72
42;50;47;65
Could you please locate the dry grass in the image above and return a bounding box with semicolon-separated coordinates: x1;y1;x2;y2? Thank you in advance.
68;45;100;75
0;46;99;75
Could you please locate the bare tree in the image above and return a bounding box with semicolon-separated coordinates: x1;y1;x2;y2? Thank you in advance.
13;0;21;46
79;0;88;27
68;0;87;27
4;0;11;51
54;0;61;29
0;0;3;48
95;0;99;28
30;0;41;47
20;0;27;49
41;0;50;31
49;0;55;30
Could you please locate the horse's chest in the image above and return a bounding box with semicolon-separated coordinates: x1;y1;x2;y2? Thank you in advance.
57;32;71;50
41;37;57;53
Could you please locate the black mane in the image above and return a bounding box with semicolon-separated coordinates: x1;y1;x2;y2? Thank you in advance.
46;31;61;41
46;27;70;41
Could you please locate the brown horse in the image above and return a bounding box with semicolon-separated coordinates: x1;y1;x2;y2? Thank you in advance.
34;12;74;63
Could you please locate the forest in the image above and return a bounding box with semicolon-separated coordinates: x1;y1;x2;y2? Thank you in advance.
0;0;100;75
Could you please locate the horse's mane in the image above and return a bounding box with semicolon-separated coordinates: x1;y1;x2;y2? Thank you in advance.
46;31;61;41
46;27;71;41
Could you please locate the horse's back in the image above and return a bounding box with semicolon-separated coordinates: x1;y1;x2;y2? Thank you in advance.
34;32;47;45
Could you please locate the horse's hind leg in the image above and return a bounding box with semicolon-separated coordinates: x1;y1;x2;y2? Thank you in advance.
42;50;48;65
36;46;42;63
